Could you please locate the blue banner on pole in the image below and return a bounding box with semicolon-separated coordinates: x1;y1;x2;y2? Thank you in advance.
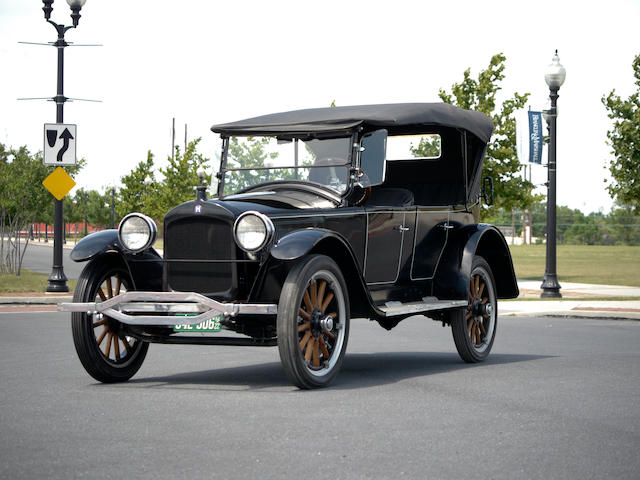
528;111;543;164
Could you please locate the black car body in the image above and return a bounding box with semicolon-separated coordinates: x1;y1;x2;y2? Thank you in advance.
61;103;519;388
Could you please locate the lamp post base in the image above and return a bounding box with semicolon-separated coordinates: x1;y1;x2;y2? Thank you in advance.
541;274;562;298
46;268;69;293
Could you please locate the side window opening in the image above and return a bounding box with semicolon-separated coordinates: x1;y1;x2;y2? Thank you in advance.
386;134;441;161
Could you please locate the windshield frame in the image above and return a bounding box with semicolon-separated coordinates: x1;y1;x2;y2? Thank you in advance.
216;132;358;199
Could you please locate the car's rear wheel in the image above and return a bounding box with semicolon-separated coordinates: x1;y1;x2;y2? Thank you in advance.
277;255;350;389
451;256;497;363
71;258;148;383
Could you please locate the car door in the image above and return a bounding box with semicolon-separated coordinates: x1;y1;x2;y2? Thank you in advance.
410;208;450;280
364;208;408;284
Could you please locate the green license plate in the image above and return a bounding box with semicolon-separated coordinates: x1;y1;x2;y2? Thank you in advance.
173;315;222;332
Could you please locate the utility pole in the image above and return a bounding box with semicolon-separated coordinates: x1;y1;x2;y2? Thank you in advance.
171;117;176;160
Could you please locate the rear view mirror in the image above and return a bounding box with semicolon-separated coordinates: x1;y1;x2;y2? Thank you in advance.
360;129;387;187
482;176;494;206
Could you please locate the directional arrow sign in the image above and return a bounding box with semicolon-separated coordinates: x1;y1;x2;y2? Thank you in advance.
43;123;77;165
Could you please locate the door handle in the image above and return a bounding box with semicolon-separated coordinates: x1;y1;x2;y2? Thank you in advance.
394;225;410;232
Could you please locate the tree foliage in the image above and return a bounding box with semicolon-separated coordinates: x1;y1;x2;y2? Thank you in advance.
115;138;211;226
0;144;83;274
153;138;211;220
410;135;441;158
439;53;539;216
487;203;640;245
117;151;157;219
602;54;640;214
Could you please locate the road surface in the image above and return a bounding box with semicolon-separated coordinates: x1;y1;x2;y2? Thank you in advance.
1;311;638;479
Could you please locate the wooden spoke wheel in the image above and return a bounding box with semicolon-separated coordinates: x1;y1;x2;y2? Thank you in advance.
451;256;497;363
277;255;349;389
71;259;148;383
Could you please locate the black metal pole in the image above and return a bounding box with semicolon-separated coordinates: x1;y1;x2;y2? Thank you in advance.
541;86;562;298
46;25;70;293
84;191;88;236
111;188;115;229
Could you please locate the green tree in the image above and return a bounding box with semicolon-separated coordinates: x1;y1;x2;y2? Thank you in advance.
602;54;640;214
152;138;211;220
410;135;441;158
117;151;157;219
87;189;113;228
608;206;640;245
0;144;83;273
439;53;539;217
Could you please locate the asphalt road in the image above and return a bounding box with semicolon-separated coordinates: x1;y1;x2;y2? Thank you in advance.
19;242;83;280
1;312;639;480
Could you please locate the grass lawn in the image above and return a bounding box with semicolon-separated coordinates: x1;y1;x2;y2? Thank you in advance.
509;244;640;287
0;269;77;294
1;245;637;293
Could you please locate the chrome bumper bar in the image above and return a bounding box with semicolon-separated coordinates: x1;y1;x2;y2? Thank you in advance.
58;291;278;326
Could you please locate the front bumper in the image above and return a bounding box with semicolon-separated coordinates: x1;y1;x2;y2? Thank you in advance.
58;291;278;326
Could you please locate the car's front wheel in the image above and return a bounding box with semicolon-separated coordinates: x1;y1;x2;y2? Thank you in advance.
277;255;350;389
450;256;497;363
71;258;149;383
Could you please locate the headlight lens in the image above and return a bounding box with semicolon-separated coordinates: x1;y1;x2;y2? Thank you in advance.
118;213;157;253
234;212;274;252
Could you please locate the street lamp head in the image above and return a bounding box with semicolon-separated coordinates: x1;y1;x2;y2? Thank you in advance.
66;0;87;27
42;0;54;21
544;50;566;89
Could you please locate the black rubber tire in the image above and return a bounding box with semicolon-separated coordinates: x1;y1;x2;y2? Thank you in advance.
451;256;497;363
71;258;148;383
277;254;350;389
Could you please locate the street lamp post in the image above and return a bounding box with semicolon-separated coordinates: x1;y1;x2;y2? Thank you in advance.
541;50;566;298
42;0;87;293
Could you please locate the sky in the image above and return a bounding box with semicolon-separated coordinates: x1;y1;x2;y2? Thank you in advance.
1;0;639;214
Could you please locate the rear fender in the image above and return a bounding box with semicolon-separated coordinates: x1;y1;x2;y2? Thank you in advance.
435;224;519;300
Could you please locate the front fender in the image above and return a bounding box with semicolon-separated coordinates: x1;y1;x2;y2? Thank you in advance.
70;230;122;262
271;228;348;261
269;228;378;320
70;229;162;291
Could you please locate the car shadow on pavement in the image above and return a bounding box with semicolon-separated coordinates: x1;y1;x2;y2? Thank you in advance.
333;352;552;390
122;351;551;391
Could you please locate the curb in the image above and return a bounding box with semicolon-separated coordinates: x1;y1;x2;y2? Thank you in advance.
542;312;640;321
0;295;73;305
501;310;640;321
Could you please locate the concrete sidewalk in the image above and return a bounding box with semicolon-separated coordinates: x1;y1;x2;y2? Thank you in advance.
517;279;640;298
499;279;640;320
1;280;639;319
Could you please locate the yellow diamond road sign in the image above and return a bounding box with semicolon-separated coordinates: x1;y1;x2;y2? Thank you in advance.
43;167;76;200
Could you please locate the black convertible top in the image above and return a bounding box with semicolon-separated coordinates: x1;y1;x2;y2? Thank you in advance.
212;103;494;143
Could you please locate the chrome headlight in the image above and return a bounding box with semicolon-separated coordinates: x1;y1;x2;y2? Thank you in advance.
118;213;157;253
233;211;274;253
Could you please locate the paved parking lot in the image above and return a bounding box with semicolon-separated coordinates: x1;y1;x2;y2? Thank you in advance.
1;311;639;479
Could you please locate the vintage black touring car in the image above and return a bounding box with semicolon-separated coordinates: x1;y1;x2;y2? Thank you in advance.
60;103;519;389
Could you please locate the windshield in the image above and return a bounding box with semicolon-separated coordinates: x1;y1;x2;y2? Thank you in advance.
221;136;351;196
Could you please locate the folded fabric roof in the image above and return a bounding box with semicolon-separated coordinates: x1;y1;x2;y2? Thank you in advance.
211;103;494;143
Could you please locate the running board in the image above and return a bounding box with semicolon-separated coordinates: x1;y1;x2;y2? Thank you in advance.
379;299;467;317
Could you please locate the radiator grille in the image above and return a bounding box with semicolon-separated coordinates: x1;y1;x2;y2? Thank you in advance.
165;217;234;294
